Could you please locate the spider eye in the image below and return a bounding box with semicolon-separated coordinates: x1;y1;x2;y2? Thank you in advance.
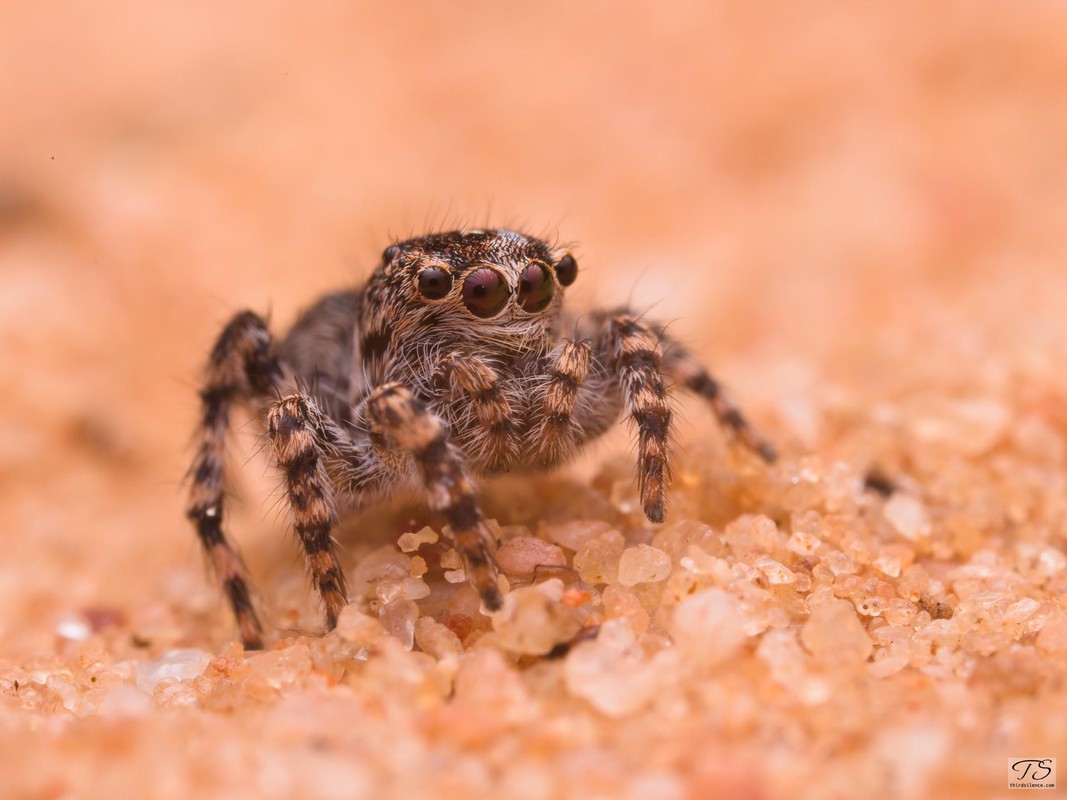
554;254;578;287
383;244;401;264
416;267;453;300
517;262;554;313
462;267;509;318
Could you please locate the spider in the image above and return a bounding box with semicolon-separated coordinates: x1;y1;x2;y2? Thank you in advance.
186;229;776;648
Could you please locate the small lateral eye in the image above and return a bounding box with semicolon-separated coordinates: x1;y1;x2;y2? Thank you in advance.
517;262;554;312
417;267;453;300
382;244;401;264
554;254;578;287
462;267;509;318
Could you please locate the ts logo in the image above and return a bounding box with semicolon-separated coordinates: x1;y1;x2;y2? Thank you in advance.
1011;759;1055;782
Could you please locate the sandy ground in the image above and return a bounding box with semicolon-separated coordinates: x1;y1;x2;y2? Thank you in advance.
2;2;1067;798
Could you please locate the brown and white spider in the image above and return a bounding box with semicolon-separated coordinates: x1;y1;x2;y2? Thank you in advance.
186;229;775;648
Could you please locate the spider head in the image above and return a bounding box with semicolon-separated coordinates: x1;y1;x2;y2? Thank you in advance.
379;229;577;327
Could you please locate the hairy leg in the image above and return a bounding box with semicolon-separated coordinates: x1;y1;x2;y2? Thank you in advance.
433;352;517;472
365;383;503;611
186;310;284;648
267;394;349;632
535;339;592;466
588;313;674;523
656;330;777;463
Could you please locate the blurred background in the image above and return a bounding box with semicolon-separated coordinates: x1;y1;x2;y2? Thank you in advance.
2;1;1066;652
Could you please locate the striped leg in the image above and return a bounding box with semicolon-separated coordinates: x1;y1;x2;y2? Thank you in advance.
536;339;592;465
657;333;777;463
434;352;517;472
604;315;674;524
186;311;283;649
365;383;503;612
267;395;348;631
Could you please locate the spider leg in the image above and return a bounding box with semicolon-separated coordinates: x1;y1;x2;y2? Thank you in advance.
186;310;284;649
656;329;777;463
266;394;349;631
364;383;503;611
593;313;675;524
433;352;517;472
535;338;592;466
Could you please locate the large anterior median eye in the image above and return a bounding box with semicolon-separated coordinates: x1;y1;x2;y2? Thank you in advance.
517;262;554;312
462;267;509;318
554;253;578;286
416;267;453;300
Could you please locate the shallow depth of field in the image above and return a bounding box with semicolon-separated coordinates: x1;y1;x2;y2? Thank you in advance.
2;3;1067;798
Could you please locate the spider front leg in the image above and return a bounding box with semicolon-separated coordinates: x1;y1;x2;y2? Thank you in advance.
596;314;675;524
657;329;777;463
266;394;349;632
365;383;503;611
536;339;592;466
187;310;285;649
433;352;517;472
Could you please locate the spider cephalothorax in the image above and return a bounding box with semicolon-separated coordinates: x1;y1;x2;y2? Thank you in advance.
187;229;774;648
359;230;571;393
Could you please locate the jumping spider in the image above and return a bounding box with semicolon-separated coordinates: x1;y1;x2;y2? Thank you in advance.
187;229;776;648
